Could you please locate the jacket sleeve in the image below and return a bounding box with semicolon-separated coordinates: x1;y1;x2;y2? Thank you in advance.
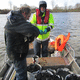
48;13;54;28
5;19;39;38
15;22;39;38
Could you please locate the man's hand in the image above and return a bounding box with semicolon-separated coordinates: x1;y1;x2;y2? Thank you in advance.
44;29;47;34
39;30;44;35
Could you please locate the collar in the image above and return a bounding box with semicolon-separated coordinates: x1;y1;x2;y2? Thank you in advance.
42;12;45;17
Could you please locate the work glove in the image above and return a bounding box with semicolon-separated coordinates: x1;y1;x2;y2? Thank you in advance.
44;26;53;34
44;29;47;34
39;30;44;35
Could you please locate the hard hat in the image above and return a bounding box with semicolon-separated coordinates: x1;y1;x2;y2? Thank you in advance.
39;1;47;9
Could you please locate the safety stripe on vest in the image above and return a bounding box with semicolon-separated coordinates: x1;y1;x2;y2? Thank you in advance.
36;23;54;26
32;23;36;26
36;24;48;26
49;23;54;26
36;37;49;41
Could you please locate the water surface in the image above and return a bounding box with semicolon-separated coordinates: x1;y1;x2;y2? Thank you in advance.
0;12;80;69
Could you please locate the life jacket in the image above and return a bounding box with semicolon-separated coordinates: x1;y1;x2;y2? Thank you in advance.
36;9;49;24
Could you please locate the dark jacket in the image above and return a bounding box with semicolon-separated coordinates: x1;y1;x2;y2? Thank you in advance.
4;10;39;61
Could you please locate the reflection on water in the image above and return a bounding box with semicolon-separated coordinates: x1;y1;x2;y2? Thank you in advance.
0;14;7;69
0;12;80;69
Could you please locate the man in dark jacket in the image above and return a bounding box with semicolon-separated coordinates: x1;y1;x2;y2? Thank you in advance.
4;7;39;80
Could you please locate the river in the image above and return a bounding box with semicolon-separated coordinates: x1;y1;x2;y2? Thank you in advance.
0;12;80;69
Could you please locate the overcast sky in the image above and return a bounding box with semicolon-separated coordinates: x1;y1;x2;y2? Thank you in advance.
0;0;80;9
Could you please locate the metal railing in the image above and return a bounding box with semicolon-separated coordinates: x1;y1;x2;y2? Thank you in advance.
66;43;75;58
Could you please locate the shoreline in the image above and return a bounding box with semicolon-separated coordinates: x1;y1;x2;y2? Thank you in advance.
0;9;80;14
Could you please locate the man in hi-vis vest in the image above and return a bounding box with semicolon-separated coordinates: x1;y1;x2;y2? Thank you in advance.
31;1;54;57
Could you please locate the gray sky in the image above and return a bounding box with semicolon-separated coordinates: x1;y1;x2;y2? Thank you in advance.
0;0;80;9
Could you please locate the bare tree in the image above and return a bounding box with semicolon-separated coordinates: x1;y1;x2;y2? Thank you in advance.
13;5;18;10
8;0;12;10
51;0;54;9
75;3;80;9
54;5;59;10
64;2;67;11
20;4;29;7
68;5;73;9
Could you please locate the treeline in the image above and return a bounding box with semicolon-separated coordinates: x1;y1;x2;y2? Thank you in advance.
0;3;80;14
0;9;10;14
49;3;80;12
0;8;80;14
31;8;80;13
50;8;80;12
